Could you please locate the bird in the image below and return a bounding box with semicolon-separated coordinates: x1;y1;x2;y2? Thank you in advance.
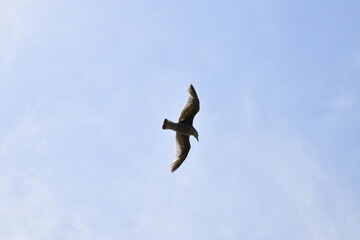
162;84;200;172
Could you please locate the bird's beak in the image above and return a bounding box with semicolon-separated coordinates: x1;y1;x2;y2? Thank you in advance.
195;136;199;142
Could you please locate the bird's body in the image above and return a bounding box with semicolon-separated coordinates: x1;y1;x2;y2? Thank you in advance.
162;119;198;137
162;84;200;172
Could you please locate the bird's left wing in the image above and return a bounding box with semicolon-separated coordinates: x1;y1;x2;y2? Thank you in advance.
171;133;191;172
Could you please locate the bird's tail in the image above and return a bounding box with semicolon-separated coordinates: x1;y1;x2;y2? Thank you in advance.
162;119;172;129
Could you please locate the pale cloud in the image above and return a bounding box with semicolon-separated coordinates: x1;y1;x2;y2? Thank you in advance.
332;95;355;108
228;129;359;239
0;0;57;75
0;0;30;73
0;110;104;240
0;110;55;239
0;170;61;240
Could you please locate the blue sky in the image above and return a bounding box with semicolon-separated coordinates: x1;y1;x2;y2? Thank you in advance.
1;0;359;239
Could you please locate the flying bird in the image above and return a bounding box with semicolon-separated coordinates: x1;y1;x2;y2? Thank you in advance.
162;84;200;172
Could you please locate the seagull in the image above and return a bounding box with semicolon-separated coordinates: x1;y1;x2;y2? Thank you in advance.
162;84;200;172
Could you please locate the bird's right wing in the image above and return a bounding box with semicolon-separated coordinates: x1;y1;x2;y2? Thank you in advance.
171;133;191;172
178;84;200;125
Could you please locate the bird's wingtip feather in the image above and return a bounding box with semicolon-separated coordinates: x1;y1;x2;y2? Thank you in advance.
171;161;181;173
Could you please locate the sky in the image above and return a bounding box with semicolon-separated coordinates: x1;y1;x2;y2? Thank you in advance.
1;0;360;239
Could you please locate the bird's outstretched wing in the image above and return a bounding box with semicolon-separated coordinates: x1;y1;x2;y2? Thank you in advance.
178;84;200;125
171;133;191;172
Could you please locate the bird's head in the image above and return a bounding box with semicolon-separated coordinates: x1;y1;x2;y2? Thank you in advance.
194;132;199;142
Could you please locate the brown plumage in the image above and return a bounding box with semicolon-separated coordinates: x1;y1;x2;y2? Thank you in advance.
162;84;200;172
